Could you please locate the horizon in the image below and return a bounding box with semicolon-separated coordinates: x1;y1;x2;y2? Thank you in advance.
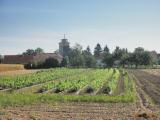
0;0;160;55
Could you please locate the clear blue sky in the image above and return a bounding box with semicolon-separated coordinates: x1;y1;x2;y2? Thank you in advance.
0;0;160;54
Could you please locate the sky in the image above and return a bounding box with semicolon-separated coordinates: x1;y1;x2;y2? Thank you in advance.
0;0;160;55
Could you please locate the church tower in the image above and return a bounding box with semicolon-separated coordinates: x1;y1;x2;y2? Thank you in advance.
59;34;70;57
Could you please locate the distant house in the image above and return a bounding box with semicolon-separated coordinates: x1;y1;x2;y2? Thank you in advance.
3;53;63;65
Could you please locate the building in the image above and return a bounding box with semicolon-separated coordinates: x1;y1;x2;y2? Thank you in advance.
59;35;70;57
3;53;63;65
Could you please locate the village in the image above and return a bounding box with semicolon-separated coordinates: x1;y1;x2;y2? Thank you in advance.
0;35;160;69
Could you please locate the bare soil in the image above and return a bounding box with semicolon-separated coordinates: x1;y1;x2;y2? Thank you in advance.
142;69;160;77
113;75;124;95
129;69;160;119
0;103;148;120
130;70;160;105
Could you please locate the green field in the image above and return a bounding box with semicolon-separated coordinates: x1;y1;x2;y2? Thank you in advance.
0;68;137;107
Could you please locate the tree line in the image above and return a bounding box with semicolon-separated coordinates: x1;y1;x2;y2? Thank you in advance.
62;43;159;68
1;44;160;68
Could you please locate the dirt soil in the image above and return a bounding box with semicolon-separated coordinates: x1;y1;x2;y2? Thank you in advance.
0;102;152;120
130;70;160;105
129;69;160;119
142;69;160;77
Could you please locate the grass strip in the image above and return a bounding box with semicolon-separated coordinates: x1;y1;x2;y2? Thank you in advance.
0;93;136;107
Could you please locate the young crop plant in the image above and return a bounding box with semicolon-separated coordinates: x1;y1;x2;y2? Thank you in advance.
121;72;137;102
108;69;120;94
40;69;114;94
0;69;137;107
41;69;100;92
90;69;114;90
0;68;85;89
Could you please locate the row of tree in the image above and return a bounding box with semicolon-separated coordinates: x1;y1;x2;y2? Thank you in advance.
1;44;159;68
62;43;159;68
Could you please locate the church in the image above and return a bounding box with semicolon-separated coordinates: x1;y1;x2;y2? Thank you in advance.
58;35;70;57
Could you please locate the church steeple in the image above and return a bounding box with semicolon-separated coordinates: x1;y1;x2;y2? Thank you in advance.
59;35;70;57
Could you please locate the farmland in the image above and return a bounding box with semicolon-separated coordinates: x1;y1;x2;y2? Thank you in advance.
0;68;160;119
0;64;24;72
0;68;136;102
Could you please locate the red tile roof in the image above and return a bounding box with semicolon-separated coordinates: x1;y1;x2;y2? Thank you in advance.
3;53;63;64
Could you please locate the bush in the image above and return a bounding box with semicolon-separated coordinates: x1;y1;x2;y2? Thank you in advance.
43;58;59;68
25;58;59;69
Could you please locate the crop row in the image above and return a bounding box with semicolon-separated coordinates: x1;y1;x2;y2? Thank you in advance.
0;69;137;107
0;68;85;89
40;69;120;94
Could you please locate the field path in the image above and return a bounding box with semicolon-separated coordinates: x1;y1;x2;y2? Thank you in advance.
113;75;124;95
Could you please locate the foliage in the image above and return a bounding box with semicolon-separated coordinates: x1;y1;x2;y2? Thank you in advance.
103;45;110;54
0;68;84;89
68;47;84;67
132;47;153;67
103;54;114;67
41;69;113;92
0;68;137;107
35;47;44;54
158;59;160;65
22;47;44;55
82;46;96;68
108;69;120;93
43;58;59;68
60;56;69;67
94;43;102;58
23;49;35;55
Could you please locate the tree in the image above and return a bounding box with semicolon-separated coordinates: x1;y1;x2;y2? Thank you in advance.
86;46;91;53
22;48;44;55
120;51;129;67
132;47;152;68
73;43;83;51
158;59;160;65
127;53;135;68
133;47;145;67
103;45;110;54
35;47;44;54
149;51;158;64
61;56;69;67
82;46;96;68
23;49;35;55
113;46;122;60
103;54;114;67
43;58;59;68
68;44;84;67
94;43;102;57
141;51;152;65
